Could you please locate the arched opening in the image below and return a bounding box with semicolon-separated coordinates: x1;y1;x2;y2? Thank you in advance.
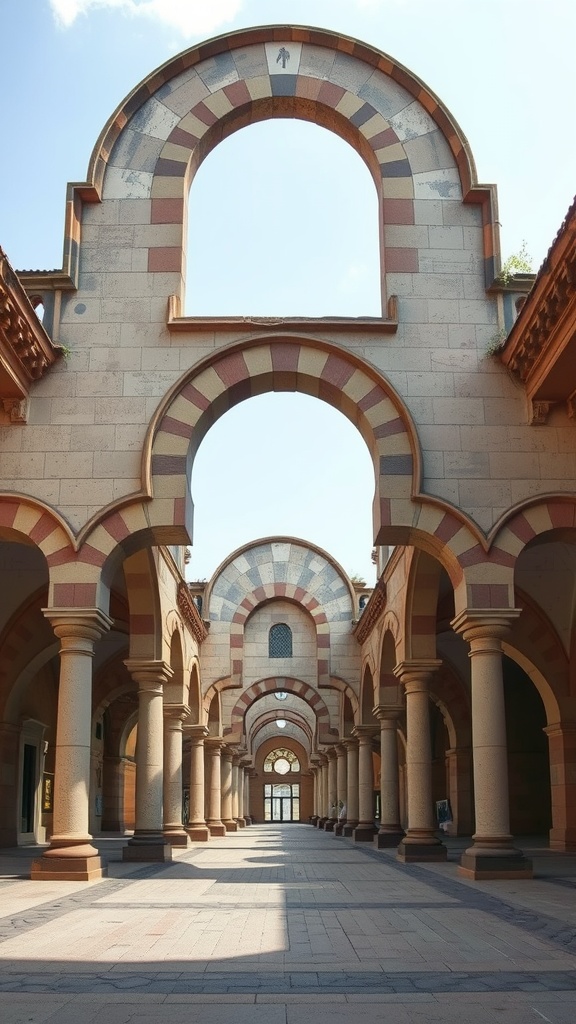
189;391;376;585
503;656;551;836
186;119;381;317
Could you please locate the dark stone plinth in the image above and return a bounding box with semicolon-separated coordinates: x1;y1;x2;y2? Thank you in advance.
374;828;404;849
459;847;532;879
352;823;378;843
397;838;447;862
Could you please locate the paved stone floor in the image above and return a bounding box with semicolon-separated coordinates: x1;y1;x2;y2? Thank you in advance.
1;826;576;1023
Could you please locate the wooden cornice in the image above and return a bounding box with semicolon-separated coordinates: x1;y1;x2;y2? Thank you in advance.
177;581;209;644
500;197;576;423
0;248;60;421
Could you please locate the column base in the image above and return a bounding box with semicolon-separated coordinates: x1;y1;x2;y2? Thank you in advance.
207;821;227;837
244;817;253;826
375;828;405;849
323;818;337;832
31;854;106;882
352;822;378;843
123;842;172;862
342;820;358;837
549;827;576;852
458;841;532;879
164;830;190;847
397;834;447;862
334;821;346;836
186;824;211;842
309;815;319;826
316;817;328;828
223;819;238;832
235;818;247;828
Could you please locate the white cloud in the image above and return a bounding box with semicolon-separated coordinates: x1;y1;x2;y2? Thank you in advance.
49;0;245;38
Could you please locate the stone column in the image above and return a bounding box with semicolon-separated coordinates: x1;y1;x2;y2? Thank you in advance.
221;747;238;831
241;770;251;823
394;661;446;863
32;609;112;881
0;723;20;848
445;746;473;836
545;724;576;851
101;755;125;832
352;726;378;842
317;754;329;827
308;756;321;824
452;611;532;878
205;738;226;836
324;748;338;831
163;704;190;847
123;660;172;862
185;725;210;841
334;743;348;835
373;705;404;849
342;738;359;837
232;755;246;826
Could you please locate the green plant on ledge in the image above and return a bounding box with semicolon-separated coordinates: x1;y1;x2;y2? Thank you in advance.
486;327;508;356
498;241;533;285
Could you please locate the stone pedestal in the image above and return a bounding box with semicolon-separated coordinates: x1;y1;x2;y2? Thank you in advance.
324;748;338;831
452;612;532;879
32;609;112;881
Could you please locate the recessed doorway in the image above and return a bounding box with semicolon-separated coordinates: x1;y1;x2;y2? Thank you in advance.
264;783;300;822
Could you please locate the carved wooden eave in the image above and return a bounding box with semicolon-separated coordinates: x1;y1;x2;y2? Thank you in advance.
0;248;60;421
177;581;209;644
353;579;387;645
499;197;576;424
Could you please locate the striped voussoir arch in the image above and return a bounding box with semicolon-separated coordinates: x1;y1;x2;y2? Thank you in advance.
229;582;331;687
80;26;498;291
151;338;417;540
249;710;314;748
226;677;332;741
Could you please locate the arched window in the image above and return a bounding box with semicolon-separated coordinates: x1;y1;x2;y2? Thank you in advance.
264;748;300;774
269;623;292;658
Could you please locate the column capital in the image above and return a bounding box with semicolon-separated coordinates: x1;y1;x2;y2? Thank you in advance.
124;659;173;691
164;703;191;722
352;725;379;742
184;724;209;741
393;659;441;691
335;742;347;757
373;704;404;722
342;735;358;751
43;607;113;643
326;746;338;760
205;736;225;750
451;609;521;647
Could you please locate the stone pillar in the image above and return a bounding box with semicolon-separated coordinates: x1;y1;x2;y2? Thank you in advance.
324;748;338;831
205;738;226;836
395;661;447;863
123;660;172;862
545;724;576;851
352;726;378;842
373;705;404;849
452;611;532;878
163;704;190;847
0;723;19;848
241;770;251;823
232;755;246;826
342;738;359;837
185;725;210;842
32;609;112;881
101;755;125;832
317;755;329;827
334;743;348;835
445;746;473;836
308;760;319;824
221;747;238;831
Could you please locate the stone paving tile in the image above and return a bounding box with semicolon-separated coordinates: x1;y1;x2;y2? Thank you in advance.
1;826;576;1023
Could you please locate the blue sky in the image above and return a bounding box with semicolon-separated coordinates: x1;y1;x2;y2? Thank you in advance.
2;1;575;583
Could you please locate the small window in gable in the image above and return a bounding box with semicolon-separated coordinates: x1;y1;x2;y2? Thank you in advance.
269;623;292;658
